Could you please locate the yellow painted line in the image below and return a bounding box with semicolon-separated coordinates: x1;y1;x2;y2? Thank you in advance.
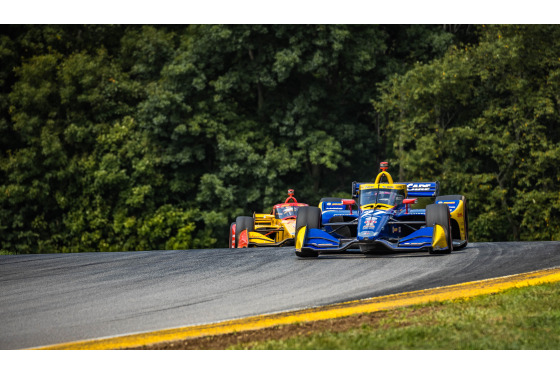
34;267;560;350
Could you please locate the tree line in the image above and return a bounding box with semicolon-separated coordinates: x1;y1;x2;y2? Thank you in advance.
1;25;558;254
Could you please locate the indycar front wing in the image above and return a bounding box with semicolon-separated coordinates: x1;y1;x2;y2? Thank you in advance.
295;225;449;253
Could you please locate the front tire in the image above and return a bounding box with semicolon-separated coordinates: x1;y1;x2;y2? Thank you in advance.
295;206;321;235
425;203;453;254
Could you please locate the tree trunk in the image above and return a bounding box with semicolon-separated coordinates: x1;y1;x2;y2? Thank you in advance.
248;49;264;111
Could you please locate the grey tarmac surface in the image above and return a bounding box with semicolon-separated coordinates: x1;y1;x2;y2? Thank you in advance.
1;241;560;349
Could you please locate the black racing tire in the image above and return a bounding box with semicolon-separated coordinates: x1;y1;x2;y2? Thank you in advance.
295;206;321;235
295;207;321;258
235;216;254;247
435;195;468;249
425;203;453;254
228;222;236;248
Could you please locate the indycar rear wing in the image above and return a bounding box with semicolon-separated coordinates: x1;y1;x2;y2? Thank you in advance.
352;181;439;198
397;181;439;198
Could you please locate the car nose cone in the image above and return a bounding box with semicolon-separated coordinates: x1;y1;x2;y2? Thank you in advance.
357;210;389;240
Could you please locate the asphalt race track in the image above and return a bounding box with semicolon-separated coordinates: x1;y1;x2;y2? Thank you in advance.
2;241;560;349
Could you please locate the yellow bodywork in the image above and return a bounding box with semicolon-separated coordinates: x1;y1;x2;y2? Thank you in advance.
431;224;449;250
358;183;407;211
374;170;394;184
445;199;467;241
295;226;306;250
248;213;298;246
356;167;402;200
358;184;404;191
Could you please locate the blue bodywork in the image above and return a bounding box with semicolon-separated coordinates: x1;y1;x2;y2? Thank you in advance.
302;204;434;252
301;182;441;253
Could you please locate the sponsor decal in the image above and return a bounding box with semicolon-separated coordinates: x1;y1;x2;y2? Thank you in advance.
359;184;401;190
437;200;458;211
324;202;346;210
407;183;433;191
359;184;377;190
363;216;377;229
285;220;296;235
361;231;374;236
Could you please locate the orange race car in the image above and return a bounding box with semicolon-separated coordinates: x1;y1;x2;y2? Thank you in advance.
229;190;308;248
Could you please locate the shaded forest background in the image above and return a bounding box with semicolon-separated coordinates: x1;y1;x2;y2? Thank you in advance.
1;24;559;254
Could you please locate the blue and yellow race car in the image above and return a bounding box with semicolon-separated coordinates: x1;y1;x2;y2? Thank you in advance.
294;162;468;258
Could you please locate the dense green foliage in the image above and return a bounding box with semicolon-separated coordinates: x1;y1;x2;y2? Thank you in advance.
232;281;560;349
375;25;560;241
1;25;559;253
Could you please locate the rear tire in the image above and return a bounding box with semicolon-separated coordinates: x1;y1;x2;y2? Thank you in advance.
425;203;453;254
319;197;344;203
295;207;321;258
435;195;468;249
235;216;254;247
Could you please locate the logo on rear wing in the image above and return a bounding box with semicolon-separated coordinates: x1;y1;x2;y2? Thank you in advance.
398;181;440;198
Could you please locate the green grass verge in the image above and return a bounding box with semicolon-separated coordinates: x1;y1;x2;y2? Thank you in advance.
0;249;17;255
231;282;560;349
